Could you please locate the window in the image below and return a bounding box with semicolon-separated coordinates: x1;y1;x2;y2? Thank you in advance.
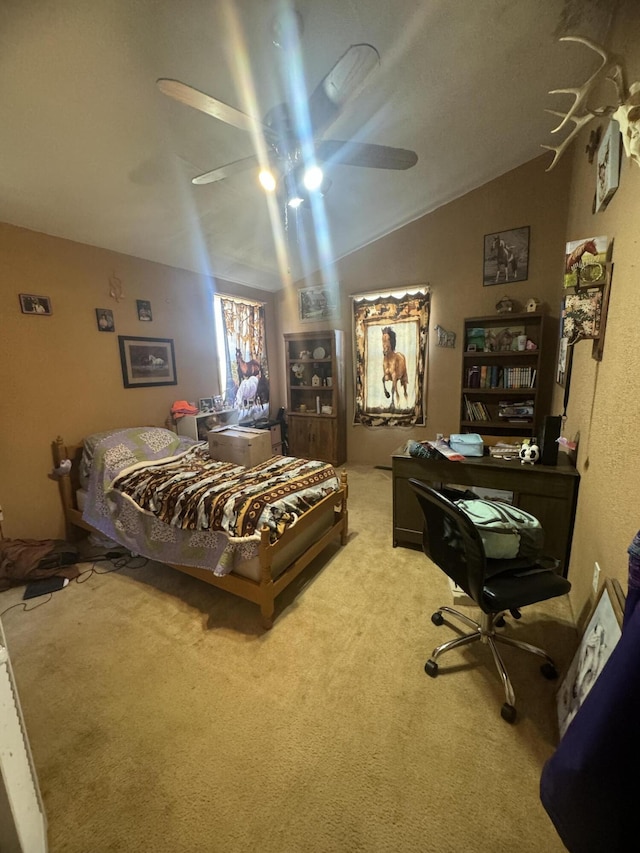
213;294;270;422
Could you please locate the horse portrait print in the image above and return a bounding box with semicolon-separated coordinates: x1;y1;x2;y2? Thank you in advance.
381;326;409;409
483;227;530;286
353;289;429;427
563;235;609;289
361;319;418;416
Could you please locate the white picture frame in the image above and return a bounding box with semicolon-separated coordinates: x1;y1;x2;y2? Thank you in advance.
556;577;623;738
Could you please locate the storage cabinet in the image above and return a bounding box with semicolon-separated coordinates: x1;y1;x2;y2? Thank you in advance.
460;312;555;440
176;411;220;441
284;330;346;466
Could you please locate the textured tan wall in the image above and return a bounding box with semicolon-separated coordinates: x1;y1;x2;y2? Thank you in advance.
276;155;573;466
550;5;640;623
0;224;278;539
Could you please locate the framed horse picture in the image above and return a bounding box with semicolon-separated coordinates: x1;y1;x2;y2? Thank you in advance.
118;335;177;388
483;226;530;286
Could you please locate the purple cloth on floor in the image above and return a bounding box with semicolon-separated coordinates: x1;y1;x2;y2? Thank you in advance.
623;530;640;627
540;595;640;852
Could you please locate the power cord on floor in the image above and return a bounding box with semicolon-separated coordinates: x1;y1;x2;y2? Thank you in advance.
0;552;150;618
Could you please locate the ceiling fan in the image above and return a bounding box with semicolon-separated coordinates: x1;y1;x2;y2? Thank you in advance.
157;43;418;209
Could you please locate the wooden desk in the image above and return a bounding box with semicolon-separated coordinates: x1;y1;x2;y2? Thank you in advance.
392;446;580;576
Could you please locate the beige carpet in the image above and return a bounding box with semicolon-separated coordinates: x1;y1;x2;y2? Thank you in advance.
1;465;577;853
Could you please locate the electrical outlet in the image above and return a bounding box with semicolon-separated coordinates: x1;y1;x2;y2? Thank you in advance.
592;561;601;593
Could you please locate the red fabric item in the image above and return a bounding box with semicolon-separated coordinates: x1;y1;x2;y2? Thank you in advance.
171;400;198;419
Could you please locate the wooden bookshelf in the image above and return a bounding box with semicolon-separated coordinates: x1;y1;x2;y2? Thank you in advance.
460;312;555;440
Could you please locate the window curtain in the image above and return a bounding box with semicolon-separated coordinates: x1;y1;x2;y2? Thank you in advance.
219;296;270;421
352;288;430;427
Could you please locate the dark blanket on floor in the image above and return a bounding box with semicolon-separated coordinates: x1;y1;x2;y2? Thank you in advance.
0;538;80;591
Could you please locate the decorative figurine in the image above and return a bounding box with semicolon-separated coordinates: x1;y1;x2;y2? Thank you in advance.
434;324;456;348
526;297;541;313
519;440;540;465
496;295;514;314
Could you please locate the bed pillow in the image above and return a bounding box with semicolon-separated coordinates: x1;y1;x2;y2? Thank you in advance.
78;427;185;489
79;429;125;489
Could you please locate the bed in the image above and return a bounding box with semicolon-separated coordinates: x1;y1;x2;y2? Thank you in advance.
52;427;348;628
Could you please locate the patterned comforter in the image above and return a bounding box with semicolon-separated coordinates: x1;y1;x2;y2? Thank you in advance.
82;427;340;577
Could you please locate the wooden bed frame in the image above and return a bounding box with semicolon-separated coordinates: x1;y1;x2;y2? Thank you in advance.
53;436;348;629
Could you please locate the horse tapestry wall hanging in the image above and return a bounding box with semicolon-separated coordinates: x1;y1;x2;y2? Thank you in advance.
352;288;430;427
218;296;270;422
483;226;530;286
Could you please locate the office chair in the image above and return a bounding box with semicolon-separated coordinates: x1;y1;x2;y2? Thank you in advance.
409;479;571;723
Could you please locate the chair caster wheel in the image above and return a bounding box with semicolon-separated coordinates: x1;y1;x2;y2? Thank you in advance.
431;612;444;626
425;659;439;678
495;615;506;628
540;662;559;680
501;703;517;724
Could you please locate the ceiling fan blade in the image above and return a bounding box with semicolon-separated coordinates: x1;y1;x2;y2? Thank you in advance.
317;139;418;170
307;43;380;137
157;78;277;144
191;155;259;185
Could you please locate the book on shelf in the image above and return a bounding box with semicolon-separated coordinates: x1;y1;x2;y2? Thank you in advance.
498;399;534;419
466;365;481;388
501;366;537;389
463;396;490;421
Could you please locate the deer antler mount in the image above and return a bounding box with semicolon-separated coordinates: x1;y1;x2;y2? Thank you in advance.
542;36;640;171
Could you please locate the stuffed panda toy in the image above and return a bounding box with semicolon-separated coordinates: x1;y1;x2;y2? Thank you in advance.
519;440;540;465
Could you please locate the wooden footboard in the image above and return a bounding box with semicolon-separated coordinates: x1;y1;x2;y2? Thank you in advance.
52;436;348;629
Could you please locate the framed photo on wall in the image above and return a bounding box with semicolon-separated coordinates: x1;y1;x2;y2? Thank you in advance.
19;294;52;315
118;335;177;388
137;299;153;321
594;119;621;213
96;308;115;332
298;285;339;323
483;226;530;285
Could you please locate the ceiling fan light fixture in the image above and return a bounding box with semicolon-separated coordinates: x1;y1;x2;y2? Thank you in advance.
288;196;304;209
258;169;277;191
302;165;323;191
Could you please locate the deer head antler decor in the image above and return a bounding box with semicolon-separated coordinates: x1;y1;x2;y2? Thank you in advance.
613;81;640;166
542;36;640;170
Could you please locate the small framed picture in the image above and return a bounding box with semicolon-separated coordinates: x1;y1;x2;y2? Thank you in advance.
483;226;530;285
96;308;115;332
198;397;214;412
20;294;52;315
564;235;610;290
595;119;621;213
298;285;339;323
136;299;152;321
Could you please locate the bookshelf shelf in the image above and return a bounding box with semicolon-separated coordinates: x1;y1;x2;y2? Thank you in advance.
460;312;553;440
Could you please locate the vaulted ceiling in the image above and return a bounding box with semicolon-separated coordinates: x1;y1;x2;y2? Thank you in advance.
0;0;618;291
